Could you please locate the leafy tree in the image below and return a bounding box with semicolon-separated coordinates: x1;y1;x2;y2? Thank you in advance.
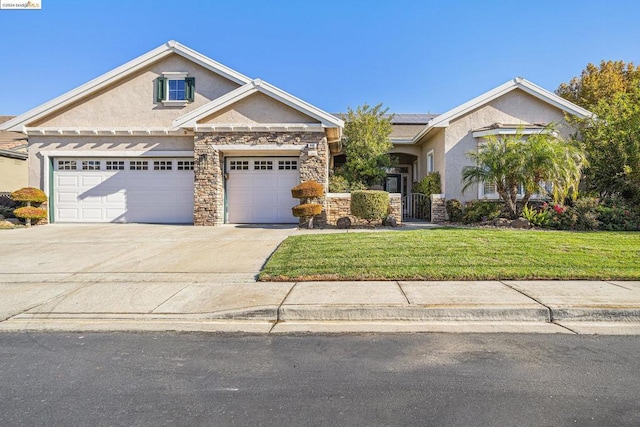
557;61;640;202
340;103;395;187
461;129;586;218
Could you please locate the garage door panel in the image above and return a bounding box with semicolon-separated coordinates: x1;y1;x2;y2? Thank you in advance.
53;158;194;224
226;157;300;224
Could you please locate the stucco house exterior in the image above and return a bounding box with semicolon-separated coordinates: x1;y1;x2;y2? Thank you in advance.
0;116;28;193
1;41;592;225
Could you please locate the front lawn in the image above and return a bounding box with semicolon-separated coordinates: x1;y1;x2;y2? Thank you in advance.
260;228;640;281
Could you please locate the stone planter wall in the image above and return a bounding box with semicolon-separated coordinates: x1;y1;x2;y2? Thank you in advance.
324;192;402;226
430;193;446;223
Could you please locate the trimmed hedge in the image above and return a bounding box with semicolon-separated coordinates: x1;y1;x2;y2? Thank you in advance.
291;181;324;199
11;187;47;203
13;206;47;220
292;203;323;218
350;190;389;222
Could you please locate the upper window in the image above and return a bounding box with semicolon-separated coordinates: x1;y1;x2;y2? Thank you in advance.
155;72;195;105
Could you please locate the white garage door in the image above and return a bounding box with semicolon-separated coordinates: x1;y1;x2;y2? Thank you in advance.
53;158;194;223
226;157;299;223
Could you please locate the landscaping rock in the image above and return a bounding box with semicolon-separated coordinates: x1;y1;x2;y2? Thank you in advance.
493;218;512;227
511;218;531;229
383;215;398;227
6;218;21;225
0;220;13;228
336;217;351;229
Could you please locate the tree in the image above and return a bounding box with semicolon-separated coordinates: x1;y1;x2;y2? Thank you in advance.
340;103;395;187
461;129;586;218
557;61;640;202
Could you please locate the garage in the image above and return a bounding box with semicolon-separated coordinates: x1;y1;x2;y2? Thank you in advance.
53;157;194;223
225;157;299;223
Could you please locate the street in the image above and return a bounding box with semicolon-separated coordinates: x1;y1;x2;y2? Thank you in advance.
1;332;638;426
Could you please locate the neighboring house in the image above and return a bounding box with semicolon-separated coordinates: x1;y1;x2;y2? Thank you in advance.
0;41;343;225
0;41;592;225
0;116;28;192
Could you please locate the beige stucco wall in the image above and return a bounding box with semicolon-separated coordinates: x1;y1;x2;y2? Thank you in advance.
442;89;573;202
33;54;241;128
27;135;194;188
201;92;319;124
415;129;445;186
0;156;28;192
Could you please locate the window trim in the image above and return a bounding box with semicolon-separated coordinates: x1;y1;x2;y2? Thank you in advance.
157;72;194;106
426;149;435;174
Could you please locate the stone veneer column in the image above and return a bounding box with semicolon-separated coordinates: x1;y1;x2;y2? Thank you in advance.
193;131;328;226
431;193;446;223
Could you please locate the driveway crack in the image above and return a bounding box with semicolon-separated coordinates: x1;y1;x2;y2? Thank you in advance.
270;282;297;332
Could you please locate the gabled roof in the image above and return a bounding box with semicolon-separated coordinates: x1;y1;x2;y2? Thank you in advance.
1;41;252;132
412;77;594;143
172;79;344;129
0;116;27;156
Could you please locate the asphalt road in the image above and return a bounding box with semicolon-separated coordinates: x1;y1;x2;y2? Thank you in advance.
1;332;639;426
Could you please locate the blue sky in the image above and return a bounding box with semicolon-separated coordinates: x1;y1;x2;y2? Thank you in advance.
1;0;639;116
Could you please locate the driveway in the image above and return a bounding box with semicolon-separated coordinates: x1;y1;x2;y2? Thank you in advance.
0;224;298;281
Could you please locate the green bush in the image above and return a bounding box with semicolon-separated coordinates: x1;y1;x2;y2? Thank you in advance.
596;198;640;231
0;206;15;218
350;190;389;223
522;205;550;227
462;200;503;224
328;175;368;193
446;199;464;222
546;197;600;231
14;206;47;220
413;172;441;196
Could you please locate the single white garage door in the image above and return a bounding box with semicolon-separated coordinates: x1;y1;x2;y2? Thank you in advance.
226;157;299;223
53;158;194;223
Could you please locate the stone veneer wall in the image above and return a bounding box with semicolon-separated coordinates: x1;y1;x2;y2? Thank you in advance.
193;131;328;226
325;193;402;226
430;194;446;223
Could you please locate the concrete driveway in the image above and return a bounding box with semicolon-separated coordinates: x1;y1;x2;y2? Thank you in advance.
0;224;298;282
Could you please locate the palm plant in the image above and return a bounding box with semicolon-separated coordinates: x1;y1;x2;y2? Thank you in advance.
462;128;587;218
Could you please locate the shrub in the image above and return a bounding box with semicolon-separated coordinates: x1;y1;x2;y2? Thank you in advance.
0;206;15;218
292;203;323;218
328;175;350;192
350;190;389;223
596;198;640;231
446;199;464;222
14;206;47;221
413;172;441;196
462;200;502;224
522;205;550;227
11;187;47;204
291;181;324;199
545;197;600;231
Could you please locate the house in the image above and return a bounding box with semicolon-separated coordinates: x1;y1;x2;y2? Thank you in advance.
0;41;591;225
362;79;591;205
1;41;343;225
0;116;28;193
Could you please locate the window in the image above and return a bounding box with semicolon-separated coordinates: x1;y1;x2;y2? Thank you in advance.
278;160;298;170
153;160;173;171
57;160;76;170
254;160;273;170
426;150;435;174
155;72;195;104
177;160;194;171
229;160;249;170
130;160;149;171
106;160;125;171
82;160;101;171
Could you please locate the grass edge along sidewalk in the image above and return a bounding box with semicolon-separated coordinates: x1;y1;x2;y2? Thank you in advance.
259;228;640;281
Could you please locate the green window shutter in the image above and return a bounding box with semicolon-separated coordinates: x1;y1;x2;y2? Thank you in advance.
155;77;166;102
185;77;195;102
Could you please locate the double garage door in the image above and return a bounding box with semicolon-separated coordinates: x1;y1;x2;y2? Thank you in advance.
52;156;300;224
53;157;195;223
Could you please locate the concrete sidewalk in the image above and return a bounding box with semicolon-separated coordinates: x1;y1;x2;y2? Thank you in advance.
1;275;640;335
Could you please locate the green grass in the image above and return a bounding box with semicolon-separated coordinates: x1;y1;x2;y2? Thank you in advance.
259;228;640;281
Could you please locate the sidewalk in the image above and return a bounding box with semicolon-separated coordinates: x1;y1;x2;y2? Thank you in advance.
1;274;640;335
